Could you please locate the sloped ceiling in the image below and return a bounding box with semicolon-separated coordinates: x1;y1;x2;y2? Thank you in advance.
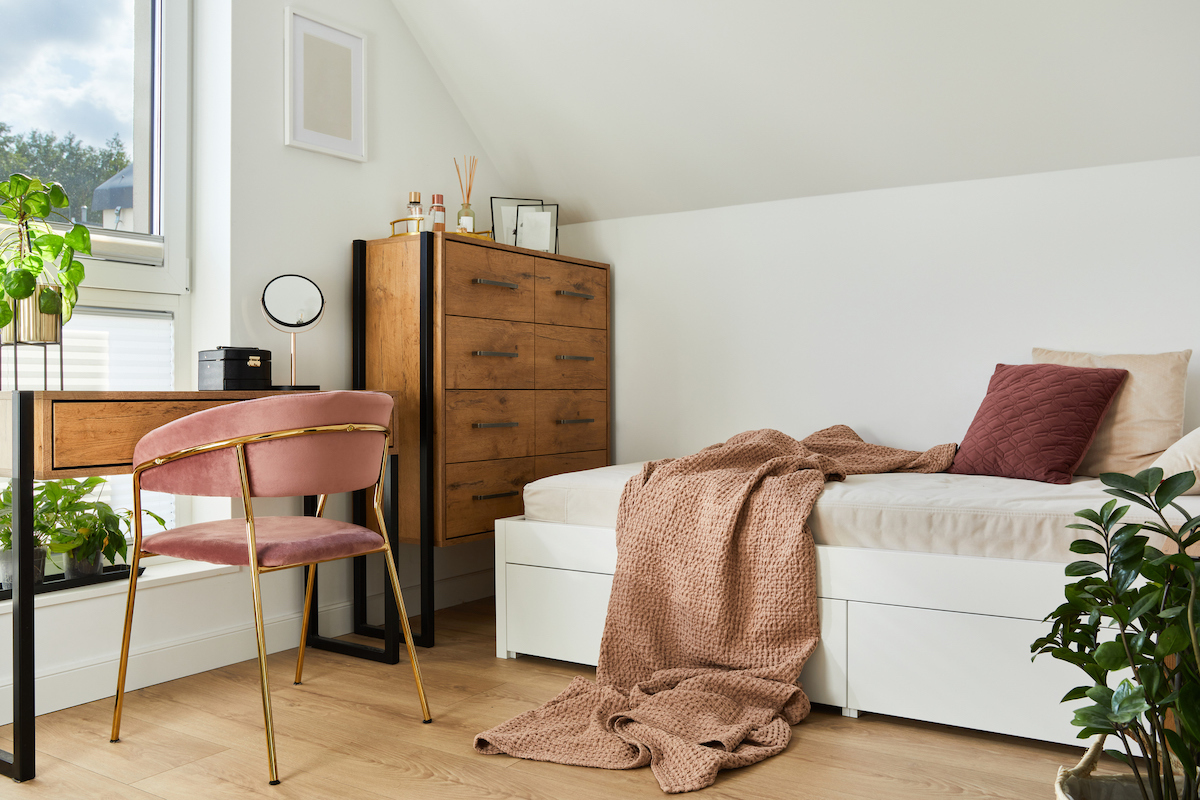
393;1;1200;224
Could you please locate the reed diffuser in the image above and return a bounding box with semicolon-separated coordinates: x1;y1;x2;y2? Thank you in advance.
454;156;477;233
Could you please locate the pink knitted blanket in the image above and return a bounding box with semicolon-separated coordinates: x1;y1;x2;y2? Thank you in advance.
475;427;957;792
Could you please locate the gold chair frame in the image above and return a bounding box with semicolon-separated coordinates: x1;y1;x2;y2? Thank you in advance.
109;423;431;785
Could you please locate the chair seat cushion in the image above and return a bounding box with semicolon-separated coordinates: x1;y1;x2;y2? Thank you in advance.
142;516;386;568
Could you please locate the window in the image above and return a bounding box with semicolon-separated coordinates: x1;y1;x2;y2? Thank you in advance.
0;0;188;295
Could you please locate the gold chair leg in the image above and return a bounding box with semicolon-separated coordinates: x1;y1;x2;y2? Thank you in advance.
294;564;316;685
110;548;143;743
250;566;281;785
382;549;432;722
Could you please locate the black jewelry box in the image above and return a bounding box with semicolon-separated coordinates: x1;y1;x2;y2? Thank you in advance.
198;346;272;390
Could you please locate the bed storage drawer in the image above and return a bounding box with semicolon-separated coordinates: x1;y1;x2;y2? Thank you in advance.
507;564;613;666
445;241;535;322
535;390;607;455
445;390;535;463
505;519;618;573
846;602;1082;745
446;316;536;389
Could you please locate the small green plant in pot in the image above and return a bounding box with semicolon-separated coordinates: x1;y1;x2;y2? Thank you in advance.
0;172;91;343
1033;468;1200;800
0;483;50;587
0;477;164;584
36;477;164;579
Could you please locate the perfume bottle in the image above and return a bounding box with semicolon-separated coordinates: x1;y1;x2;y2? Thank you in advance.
429;194;446;232
457;202;475;233
407;191;423;219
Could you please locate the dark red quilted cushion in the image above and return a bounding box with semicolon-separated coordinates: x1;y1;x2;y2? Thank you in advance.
949;363;1128;484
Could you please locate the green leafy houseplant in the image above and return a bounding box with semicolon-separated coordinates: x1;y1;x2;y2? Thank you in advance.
0;477;164;573
0;171;91;329
1034;468;1200;800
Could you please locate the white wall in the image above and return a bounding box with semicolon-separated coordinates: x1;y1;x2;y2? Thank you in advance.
559;157;1200;463
216;0;501;613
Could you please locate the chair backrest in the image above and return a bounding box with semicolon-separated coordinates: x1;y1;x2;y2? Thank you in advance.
133;391;394;498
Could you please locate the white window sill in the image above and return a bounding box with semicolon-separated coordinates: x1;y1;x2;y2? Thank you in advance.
0;559;240;615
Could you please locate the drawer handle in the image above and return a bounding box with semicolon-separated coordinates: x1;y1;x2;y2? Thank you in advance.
557;418;595;425
473;422;519;428
474;278;519;290
473;490;520;500
556;290;594;300
473;351;519;358
555;355;595;361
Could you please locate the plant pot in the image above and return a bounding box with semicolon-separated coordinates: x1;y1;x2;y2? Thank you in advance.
1;289;62;344
64;550;104;580
1056;736;1185;799
0;545;48;588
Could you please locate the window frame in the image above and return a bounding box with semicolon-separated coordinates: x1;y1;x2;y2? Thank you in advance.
80;0;191;297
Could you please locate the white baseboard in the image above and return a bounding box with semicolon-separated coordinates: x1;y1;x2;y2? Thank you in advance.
369;568;496;623
0;570;494;725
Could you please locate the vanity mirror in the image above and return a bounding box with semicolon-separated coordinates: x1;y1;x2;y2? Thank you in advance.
261;274;324;389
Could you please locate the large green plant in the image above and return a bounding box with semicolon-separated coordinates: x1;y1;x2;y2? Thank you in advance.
0;478;164;567
1034;468;1200;800
0;171;91;327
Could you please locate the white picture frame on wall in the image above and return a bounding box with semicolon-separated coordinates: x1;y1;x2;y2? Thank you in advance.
284;8;367;162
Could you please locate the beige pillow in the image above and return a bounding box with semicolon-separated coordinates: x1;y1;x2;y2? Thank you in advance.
1152;427;1200;495
1032;348;1191;476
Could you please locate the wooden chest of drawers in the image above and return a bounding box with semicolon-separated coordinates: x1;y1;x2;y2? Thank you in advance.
358;232;611;547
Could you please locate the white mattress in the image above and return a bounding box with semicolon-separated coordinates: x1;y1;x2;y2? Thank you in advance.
522;463;1200;563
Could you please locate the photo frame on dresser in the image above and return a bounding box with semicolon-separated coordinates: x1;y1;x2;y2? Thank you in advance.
491;197;543;246
515;203;559;253
284;8;367;162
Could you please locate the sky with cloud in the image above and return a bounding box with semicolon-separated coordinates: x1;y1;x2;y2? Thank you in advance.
0;0;135;151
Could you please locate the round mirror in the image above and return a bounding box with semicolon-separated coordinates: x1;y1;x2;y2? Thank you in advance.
262;274;324;331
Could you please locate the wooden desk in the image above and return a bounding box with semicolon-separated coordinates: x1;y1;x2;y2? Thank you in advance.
0;389;402;783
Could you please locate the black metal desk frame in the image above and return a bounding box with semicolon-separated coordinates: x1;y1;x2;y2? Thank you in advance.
3;392;37;781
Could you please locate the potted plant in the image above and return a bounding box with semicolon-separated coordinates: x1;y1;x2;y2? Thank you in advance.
0;482;49;588
1033;467;1200;799
0;477;164;587
36;477;163;579
0;172;91;343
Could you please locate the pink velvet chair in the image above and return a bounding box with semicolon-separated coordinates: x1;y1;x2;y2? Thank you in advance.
109;391;431;785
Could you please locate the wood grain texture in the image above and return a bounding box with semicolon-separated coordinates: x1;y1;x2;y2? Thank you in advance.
51;400;233;470
535;450;610;480
534;258;608;329
534;390;607;455
445;391;535;463
365;236;423;545
0;391;316;480
6;600;1124;799
534;325;608;390
444;457;534;539
445;316;536;390
444;241;536;323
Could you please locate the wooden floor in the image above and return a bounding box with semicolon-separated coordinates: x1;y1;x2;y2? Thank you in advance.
0;598;1119;798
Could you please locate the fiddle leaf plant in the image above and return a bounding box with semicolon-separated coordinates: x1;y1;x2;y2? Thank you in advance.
0;172;91;328
1033;467;1200;800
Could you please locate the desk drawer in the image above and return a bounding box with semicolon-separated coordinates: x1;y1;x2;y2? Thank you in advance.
535;391;607;455
534;325;607;390
52;400;231;470
446;316;535;389
535;259;607;329
445;457;535;539
445;242;535;322
445;391;535;463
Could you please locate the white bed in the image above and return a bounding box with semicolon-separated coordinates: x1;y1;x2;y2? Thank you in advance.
496;465;1199;746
